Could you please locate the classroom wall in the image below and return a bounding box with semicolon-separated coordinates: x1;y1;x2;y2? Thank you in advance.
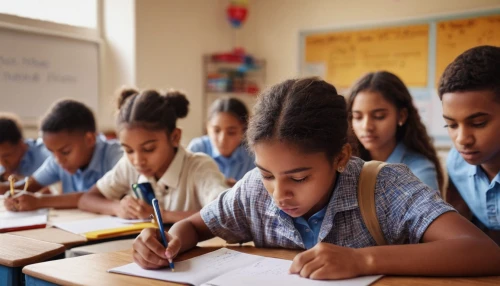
241;0;500;87
134;0;233;146
101;0;136;131
129;0;500;145
3;0;499;144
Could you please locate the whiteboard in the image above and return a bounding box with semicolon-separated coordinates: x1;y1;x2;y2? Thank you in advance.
0;27;99;122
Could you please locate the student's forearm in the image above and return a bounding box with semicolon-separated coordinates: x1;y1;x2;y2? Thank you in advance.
78;191;119;216
38;193;83;209
168;220;202;254
169;217;214;254
358;237;500;276
162;210;198;224
26;179;45;193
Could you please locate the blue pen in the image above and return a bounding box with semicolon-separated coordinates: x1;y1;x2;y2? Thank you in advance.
152;198;175;271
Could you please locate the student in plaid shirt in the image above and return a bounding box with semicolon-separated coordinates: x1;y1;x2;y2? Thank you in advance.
134;78;500;280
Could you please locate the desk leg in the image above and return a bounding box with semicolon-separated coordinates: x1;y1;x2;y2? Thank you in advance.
0;265;21;286
25;275;58;286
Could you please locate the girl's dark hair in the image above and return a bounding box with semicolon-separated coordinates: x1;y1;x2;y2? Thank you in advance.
0;113;23;144
41;99;96;133
208;98;249;129
347;71;444;190
247;77;348;161
116;88;189;134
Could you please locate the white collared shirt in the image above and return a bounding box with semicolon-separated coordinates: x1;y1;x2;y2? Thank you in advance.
96;147;228;211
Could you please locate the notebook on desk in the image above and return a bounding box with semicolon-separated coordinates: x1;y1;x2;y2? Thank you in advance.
53;216;155;240
0;209;48;233
109;248;382;286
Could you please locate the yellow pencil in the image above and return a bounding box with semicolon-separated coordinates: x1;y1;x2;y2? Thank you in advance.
8;175;15;196
23;177;29;192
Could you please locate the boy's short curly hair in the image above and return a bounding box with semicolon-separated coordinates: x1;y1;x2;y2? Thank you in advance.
438;45;500;101
0;113;23;145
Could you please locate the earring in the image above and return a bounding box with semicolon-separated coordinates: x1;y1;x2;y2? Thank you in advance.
398;121;403;126
337;166;345;173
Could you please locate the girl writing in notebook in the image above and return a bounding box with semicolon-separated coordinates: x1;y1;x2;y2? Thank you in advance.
78;88;228;223
347;71;443;191
133;78;500;279
187;98;254;186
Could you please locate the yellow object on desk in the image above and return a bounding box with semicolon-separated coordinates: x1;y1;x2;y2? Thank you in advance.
84;222;156;240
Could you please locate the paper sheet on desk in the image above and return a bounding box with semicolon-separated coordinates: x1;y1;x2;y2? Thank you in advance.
113;217;152;224
108;248;382;286
109;248;263;285
53;216;149;234
203;256;382;286
0;209;49;231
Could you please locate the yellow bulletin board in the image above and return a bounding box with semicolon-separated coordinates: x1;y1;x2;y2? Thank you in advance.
305;25;429;88
436;15;500;86
299;9;500;144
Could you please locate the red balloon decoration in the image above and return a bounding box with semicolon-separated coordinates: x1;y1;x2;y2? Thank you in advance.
227;1;248;28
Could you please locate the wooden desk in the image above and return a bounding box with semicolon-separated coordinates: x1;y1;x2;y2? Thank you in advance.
9;228;87;249
196;236;255;247
23;246;500;286
67;239;135;257
0;234;65;286
46;208;105;226
6;209;142;249
4;209;104;249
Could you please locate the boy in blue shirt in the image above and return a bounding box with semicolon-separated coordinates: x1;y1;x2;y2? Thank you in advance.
439;45;500;244
0;113;50;184
3;100;123;212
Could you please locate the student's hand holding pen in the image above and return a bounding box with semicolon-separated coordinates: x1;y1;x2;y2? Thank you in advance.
133;228;181;269
3;176;38;212
4;192;39;212
114;195;154;219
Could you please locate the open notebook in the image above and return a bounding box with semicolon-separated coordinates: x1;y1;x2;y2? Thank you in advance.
109;248;382;286
0;208;48;232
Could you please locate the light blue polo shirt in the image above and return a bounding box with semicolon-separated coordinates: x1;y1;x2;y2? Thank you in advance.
0;138;50;177
187;135;255;181
292;205;327;249
447;148;500;230
386;142;439;191
32;136;123;193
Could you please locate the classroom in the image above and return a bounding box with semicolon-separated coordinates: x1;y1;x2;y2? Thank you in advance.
0;0;499;285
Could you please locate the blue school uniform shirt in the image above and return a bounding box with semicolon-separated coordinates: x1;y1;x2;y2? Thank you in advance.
187;135;255;181
201;157;454;249
32;136;123;193
293;206;327;249
447;148;500;230
386;142;439;191
0;138;50;177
